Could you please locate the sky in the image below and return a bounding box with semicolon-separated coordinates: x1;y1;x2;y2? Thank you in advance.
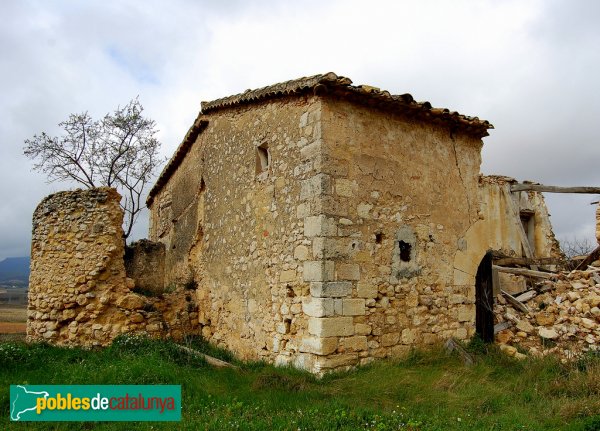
1;0;599;260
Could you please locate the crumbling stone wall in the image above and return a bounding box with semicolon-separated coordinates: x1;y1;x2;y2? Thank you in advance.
27;188;199;346
454;176;561;290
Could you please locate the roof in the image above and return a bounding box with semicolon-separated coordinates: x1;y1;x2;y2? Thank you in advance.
147;73;493;206
202;72;493;135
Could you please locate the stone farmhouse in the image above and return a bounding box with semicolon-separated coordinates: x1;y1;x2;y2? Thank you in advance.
28;73;570;374
141;72;560;373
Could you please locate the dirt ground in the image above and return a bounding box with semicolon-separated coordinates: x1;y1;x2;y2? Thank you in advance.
0;322;26;333
0;305;26;339
0;304;26;323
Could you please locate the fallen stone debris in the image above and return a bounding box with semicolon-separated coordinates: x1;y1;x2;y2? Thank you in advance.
495;266;600;361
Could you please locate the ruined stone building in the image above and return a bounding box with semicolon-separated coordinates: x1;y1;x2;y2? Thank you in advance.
140;73;559;373
28;73;564;373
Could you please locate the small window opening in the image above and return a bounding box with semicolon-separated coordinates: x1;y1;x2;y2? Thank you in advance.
255;143;270;174
200;178;206;192
520;209;535;249
283;318;292;334
375;233;384;244
398;240;412;262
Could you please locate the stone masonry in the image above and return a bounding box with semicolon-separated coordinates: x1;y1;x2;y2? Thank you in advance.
145;73;524;374
27;188;199;346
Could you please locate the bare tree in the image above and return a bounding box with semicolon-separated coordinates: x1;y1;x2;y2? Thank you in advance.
24;98;164;238
560;236;596;259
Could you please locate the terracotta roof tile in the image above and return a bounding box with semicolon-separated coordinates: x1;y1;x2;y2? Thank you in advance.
201;72;493;136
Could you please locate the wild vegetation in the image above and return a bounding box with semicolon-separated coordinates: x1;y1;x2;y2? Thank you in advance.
1;335;599;430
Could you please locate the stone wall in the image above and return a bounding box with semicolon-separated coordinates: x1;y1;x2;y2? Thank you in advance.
294;97;485;373
149;96;321;365
146;91;562;374
148;93;496;373
27;187;199;346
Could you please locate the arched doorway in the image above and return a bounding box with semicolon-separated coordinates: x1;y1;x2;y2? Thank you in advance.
475;251;494;342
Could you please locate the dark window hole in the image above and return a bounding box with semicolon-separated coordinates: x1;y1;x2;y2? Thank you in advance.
398;240;412;262
375;233;384;244
284;318;292;333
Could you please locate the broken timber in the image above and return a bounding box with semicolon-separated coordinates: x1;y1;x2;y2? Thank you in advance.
174;345;239;369
575;245;600;271
510;184;600;194
494;257;564;267
444;337;474;366
494;321;512;334
492;265;555;279
501;290;530;314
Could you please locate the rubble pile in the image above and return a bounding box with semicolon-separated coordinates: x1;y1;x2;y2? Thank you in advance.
495;268;600;360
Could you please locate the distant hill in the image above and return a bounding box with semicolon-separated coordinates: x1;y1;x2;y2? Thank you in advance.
0;257;30;284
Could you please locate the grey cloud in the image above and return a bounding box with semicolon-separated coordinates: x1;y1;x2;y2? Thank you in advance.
1;0;599;260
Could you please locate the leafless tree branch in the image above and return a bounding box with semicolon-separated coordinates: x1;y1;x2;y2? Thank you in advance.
24;98;165;239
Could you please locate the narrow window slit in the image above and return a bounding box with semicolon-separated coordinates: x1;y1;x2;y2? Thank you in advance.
255;143;270;175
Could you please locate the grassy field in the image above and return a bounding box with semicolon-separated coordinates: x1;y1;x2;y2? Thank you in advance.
1;335;599;430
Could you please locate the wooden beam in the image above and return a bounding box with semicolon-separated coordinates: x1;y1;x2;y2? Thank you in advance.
494;257;564;267
174;345;239;369
494;321;512;334
492;266;500;297
575;245;600;271
493;265;556;279
511;184;600;194
501;290;530;314
515;290;536;303
444;337;474;366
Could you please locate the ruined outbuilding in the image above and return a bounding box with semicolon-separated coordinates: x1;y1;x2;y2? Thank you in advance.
143;73;561;373
28;73;579;373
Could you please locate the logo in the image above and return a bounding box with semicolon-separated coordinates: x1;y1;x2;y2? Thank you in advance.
10;385;181;422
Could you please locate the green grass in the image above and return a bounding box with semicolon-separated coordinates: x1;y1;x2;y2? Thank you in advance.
1;335;599;430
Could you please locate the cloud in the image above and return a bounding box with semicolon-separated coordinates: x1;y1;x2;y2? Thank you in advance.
1;0;599;259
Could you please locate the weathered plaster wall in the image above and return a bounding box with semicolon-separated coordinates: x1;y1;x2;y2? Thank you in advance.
453;176;560;288
149;96;324;364
28;188;199;346
295;97;484;372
